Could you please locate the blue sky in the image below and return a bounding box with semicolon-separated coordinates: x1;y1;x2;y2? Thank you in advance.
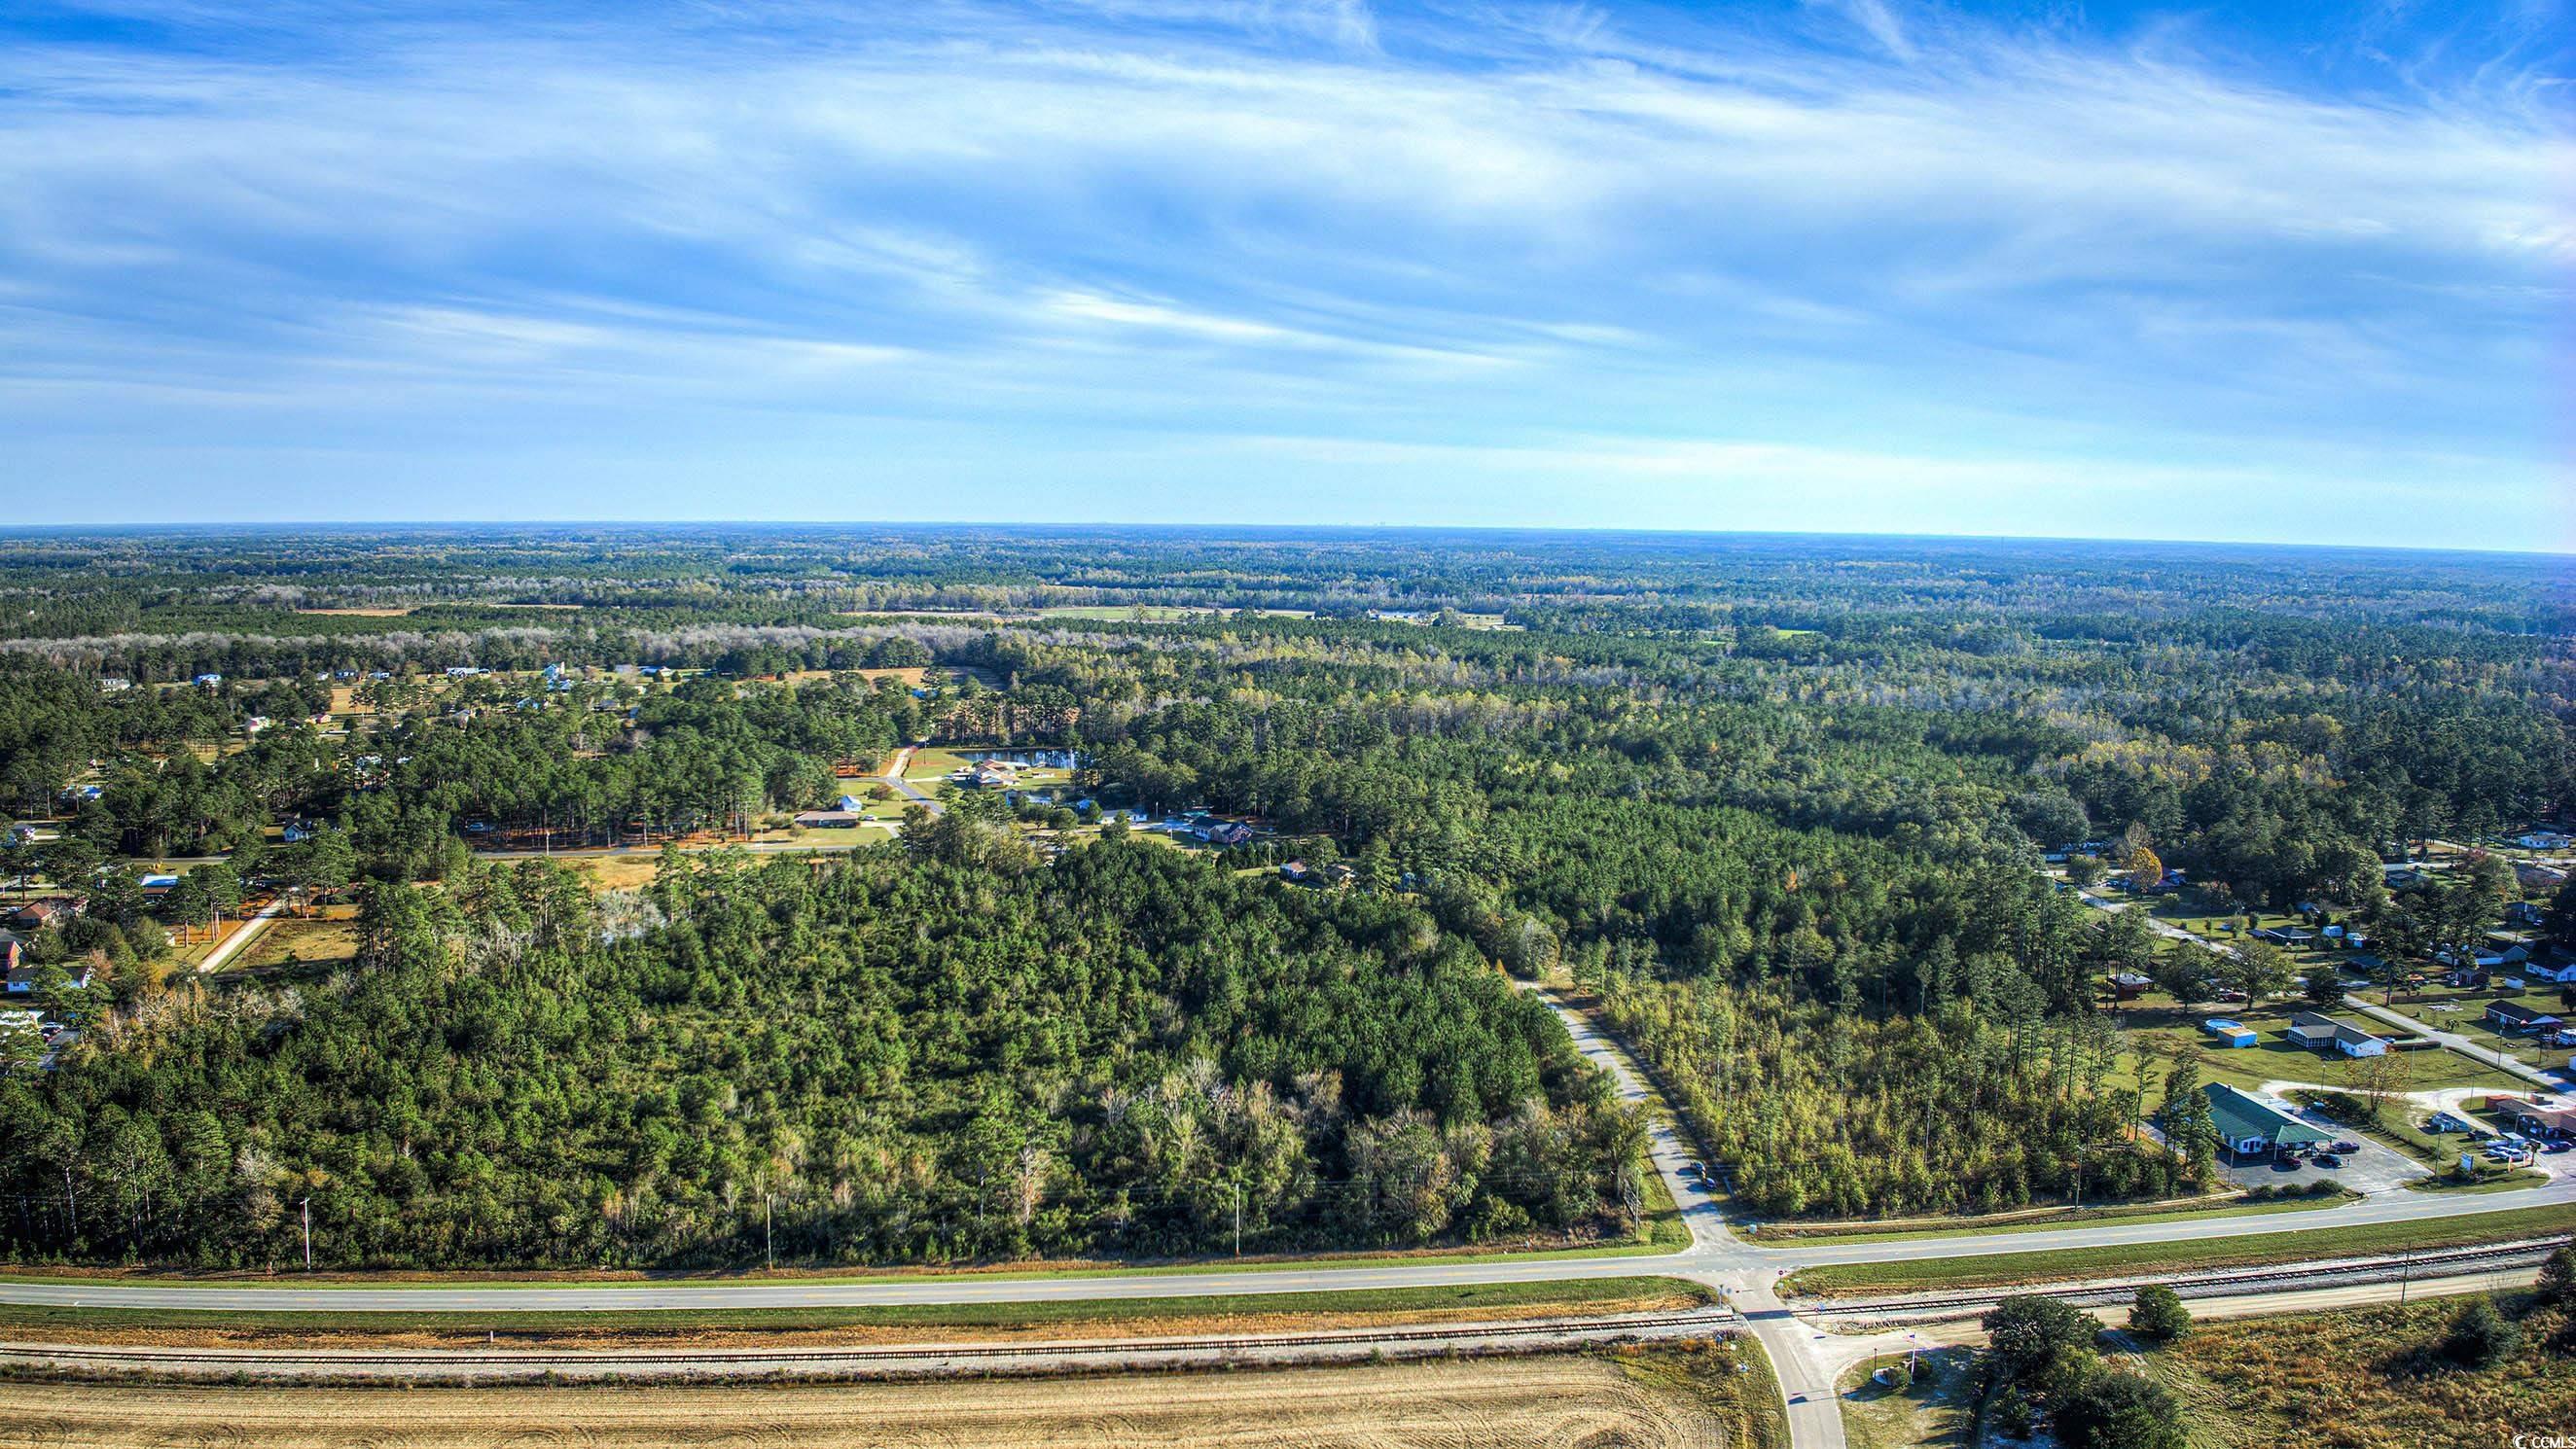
2;0;2569;548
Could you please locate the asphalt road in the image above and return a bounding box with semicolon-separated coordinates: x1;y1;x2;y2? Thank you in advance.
2343;994;2568;1091
878;745;945;812
7;979;2567;1448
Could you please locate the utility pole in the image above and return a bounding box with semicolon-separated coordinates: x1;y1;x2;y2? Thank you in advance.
1233;1180;1243;1258
765;1193;774;1271
2399;1243;2413;1305
300;1197;311;1269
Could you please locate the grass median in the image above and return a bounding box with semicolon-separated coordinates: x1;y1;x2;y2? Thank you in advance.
1761;1189;2351;1246
1781;1204;2576;1299
0;1276;1716;1348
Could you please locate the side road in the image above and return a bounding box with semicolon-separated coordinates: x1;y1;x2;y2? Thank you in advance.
5;981;2571;1446
2343;994;2569;1092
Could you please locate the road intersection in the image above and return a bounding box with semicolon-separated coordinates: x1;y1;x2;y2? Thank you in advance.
4;981;2567;1447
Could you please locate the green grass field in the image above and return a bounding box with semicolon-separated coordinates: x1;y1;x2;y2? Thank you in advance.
2113;1000;2528;1097
0;1275;1713;1339
1781;1203;2576;1298
1767;1189;2352;1246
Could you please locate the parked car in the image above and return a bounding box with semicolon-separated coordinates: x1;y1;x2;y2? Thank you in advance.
2331;1140;2361;1153
2545;1141;2573;1154
2311;1153;2343;1169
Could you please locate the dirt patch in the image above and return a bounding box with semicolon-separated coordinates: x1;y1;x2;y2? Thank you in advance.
0;1355;1729;1447
297;607;415;618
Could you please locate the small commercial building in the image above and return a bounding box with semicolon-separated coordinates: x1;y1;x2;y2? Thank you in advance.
2205;1083;2332;1161
792;810;866;830
2491;1096;2576;1141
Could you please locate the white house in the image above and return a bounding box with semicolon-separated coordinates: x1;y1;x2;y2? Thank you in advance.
2287;1010;2390;1058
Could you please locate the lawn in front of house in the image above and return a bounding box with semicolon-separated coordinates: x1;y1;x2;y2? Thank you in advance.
2111;999;2529;1099
901;747;977;781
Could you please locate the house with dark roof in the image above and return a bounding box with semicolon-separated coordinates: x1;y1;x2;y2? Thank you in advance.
5;899;79;933
2487;1000;2562;1035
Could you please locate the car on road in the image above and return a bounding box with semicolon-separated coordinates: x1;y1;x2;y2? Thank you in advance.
2311;1153;2343;1168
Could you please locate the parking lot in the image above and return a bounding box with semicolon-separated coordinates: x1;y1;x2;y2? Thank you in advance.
2217;1112;2428;1195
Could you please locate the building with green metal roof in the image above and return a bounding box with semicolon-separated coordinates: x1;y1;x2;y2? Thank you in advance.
2204;1082;2331;1159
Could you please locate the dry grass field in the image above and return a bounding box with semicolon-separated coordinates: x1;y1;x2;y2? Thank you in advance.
0;1352;1757;1448
233;909;363;972
555;854;663;893
2150;1293;2576;1448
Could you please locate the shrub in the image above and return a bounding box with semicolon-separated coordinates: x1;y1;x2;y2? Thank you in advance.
2536;1243;2576;1306
1880;1361;1913;1393
2129;1285;2192;1341
1988;1383;2036;1438
1983;1294;2100;1387
2441;1296;2522;1368
2054;1369;2188;1449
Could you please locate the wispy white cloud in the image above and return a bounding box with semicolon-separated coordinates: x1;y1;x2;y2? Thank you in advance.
0;0;2563;543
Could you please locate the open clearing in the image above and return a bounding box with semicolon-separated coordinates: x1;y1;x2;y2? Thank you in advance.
231;910;361;972
0;1352;1748;1448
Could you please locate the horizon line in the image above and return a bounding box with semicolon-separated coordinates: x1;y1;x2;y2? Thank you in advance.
2;518;2572;563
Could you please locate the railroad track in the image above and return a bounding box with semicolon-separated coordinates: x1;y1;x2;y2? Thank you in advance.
0;1306;1744;1382
1812;1238;2561;1319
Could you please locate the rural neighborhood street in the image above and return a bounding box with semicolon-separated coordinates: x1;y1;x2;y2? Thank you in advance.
2343;995;2571;1091
189;897;286;974
877;745;945;812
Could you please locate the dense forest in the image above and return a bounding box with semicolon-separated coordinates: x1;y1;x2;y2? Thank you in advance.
0;846;1632;1268
0;526;2568;1262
